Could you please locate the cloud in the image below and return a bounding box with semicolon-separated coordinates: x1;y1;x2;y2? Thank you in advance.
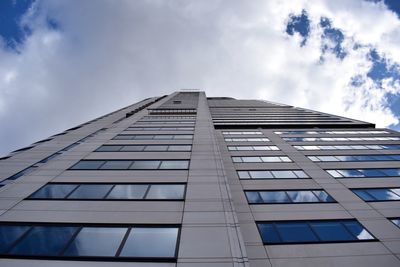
0;0;400;155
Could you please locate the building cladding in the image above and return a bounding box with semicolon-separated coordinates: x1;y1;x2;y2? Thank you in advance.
0;91;400;267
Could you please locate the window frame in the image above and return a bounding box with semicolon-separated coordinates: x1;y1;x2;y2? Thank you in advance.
0;222;181;262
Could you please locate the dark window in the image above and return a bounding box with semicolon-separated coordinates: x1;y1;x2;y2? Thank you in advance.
130;161;161;169
0;223;180;260
70;161;105;170
28;183;186;200
70;160;189;170
257;220;375;244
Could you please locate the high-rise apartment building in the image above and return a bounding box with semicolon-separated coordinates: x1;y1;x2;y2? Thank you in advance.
0;91;400;267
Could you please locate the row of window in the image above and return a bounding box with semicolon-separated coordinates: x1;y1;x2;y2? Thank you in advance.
224;138;270;142
232;156;291;163
70;160;189;170
222;131;262;135
135;121;195;125
294;144;400;150
275;130;389;135
0;223;179;259
113;134;193;140
327;168;400;178
237;170;309;179
284;137;400;142
125;127;194;131
308;154;400;162
95;145;192;152
245;190;335;204
257;220;375;244
228;145;279;151
143;116;196;119
28;183;185;200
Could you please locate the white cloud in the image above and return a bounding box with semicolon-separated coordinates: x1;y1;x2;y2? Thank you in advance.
0;0;399;155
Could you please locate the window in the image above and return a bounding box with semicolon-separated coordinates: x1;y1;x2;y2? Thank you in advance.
224;138;270;142
275;130;389;135
326;168;400;178
284;137;400;142
232;156;291;163
227;145;279;151
257;220;375;244
391;218;400;228
308;154;400;162
246;190;335;204
113;134;193;140
352;188;400;201
135;121;195;125
294;144;400;150
125;127;194;131
222;131;263;135
70;160;189;170
96;145;192;152
0;223;179;260
237;170;308;179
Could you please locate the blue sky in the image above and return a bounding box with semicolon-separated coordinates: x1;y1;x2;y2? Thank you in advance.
0;0;400;155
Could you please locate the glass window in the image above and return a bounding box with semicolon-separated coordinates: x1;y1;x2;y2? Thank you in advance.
120;146;145;152
250;171;273;179
107;184;149;199
0;225;30;253
70;161;105;170
96;146;122;152
245;192;263;203
310;221;353;241
259;191;290;203
29;184;78;199
276;222;318;243
272;171;297;178
144;145;168;151
120;228;178;258
68;184;113;199
64;227;127;256
257;220;375;244
313;190;335;202
130;161;161;169
352;188;400;201
100;161;132;170
168;145;191;152
159;160;189;169
146;185;185;199
287;191;319;202
391;219;400;228
10;226;78;256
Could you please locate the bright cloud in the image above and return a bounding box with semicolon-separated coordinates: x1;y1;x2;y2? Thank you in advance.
0;0;400;155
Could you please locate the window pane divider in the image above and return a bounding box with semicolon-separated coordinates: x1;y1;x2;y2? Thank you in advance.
103;185;117;199
58;226;83;256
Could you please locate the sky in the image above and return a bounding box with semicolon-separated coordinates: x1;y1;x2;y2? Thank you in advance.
0;0;400;156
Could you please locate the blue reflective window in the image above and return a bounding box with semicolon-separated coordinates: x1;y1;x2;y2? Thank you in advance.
286;191;319;202
130;161;161;169
245;192;263;203
276;222;318;243
107;184;149;199
64;227;127;256
391;219;400;228
257;220;375;244
10;226;78;256
352;188;400;201
327;168;400;178
146;185;185;199
0;225;30;253
159;160;189;169
68;185;113;199
310;221;353;241
29;184;78;199
120;228;178;258
70;161;105;170
96;145;123;152
120;145;145;152
259;191;290;203
100;161;132;170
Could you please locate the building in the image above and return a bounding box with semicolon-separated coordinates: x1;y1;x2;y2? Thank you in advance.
0;91;400;267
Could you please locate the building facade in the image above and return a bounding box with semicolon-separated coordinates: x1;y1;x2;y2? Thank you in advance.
0;91;400;267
